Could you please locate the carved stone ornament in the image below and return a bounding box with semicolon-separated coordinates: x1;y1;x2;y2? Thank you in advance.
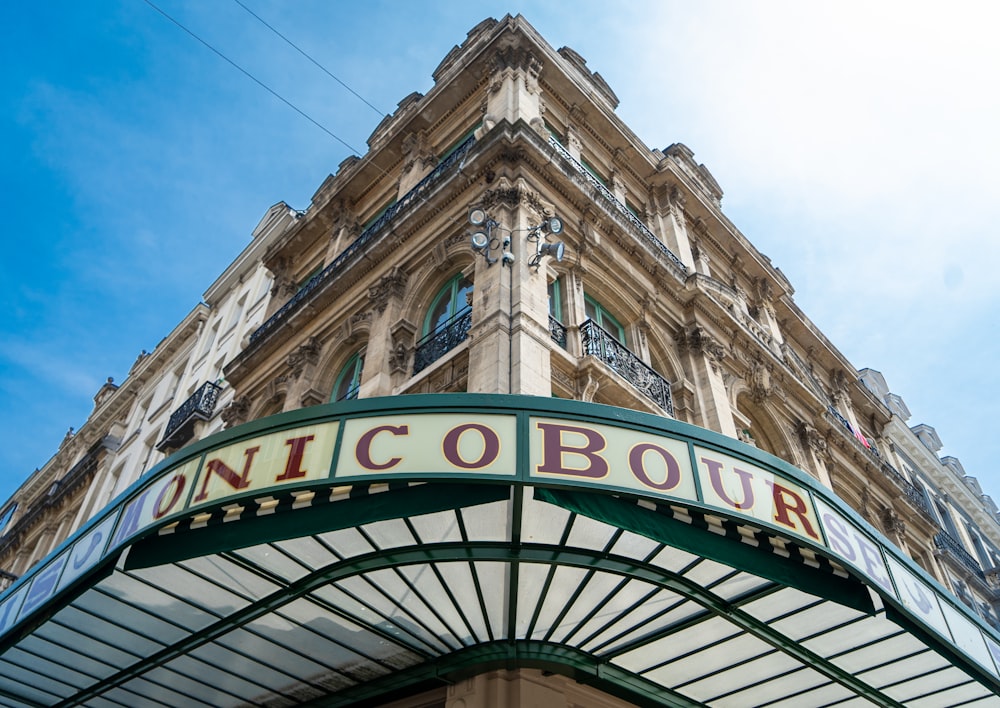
287;336;322;377
400;130;435;175
489;47;542;94
881;508;906;537
221;396;251;428
479;178;548;223
674;326;726;372
748;354;774;403
369;267;408;314
796;421;829;460
832;368;850;394
389;342;409;374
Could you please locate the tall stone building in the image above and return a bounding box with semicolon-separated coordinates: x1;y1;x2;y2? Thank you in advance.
2;15;1000;706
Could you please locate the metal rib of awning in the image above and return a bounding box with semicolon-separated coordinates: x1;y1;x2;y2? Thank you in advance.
1;480;997;707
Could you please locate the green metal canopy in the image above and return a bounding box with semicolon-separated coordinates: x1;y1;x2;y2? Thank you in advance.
1;395;998;707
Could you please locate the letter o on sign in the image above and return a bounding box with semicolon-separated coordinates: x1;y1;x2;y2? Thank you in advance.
628;443;681;491
443;423;501;469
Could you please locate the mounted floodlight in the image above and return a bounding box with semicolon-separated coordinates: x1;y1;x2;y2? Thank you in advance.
468;207;488;226
470;231;490;251
538;241;565;263
468;207;512;267
526;214;566;271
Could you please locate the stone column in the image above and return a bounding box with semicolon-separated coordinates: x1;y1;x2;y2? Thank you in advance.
649;182;696;272
466;197;515;395
362;266;410;397
510;191;556;396
396;130;436;196
283;337;323;410
482;47;543;134
675;325;736;437
796;421;835;488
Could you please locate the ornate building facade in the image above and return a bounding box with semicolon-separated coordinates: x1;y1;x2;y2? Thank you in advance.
1;15;1000;706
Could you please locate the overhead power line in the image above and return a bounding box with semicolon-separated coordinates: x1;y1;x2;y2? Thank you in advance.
143;0;468;235
232;0;387;119
143;0;364;156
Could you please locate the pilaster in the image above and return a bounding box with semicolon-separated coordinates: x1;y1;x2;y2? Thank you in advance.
362;266;410;397
482;46;543;133
675;325;736;437
650;181;696;271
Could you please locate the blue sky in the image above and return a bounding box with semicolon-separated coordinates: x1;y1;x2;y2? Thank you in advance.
3;1;999;506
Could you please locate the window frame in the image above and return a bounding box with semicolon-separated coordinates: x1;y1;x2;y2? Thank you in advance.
584;294;626;344
423;274;473;337
331;352;364;402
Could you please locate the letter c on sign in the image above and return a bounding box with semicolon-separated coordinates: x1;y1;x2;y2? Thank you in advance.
442;423;501;469
356;425;409;470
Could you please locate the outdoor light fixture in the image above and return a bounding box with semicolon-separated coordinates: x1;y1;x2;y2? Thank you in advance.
468;207;513;267
527;215;566;271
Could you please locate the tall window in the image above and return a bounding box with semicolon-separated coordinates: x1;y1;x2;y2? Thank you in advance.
585;295;625;343
332;353;364;401
414;275;474;374
548;279;563;322
424;275;473;336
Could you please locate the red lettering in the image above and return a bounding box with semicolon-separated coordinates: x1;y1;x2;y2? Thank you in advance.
702;457;755;510
535;422;608;478
153;474;186;519
275;435;316;481
442;424;501;469
628;443;681;491
194;446;259;502
766;481;820;540
356;425;408;470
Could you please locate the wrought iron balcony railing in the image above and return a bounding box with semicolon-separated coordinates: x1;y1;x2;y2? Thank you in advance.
549;315;567;349
580;319;674;415
157;381;222;451
825;406;933;517
413;306;473;375
249;135;477;349
935;531;985;580
548;137;687;274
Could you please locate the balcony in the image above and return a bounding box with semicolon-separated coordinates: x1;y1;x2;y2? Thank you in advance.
825;406;934;519
248;134;477;350
549;315;567;349
548;137;686;275
413;306;473;375
156;381;222;452
580;319;674;415
935;531;985;580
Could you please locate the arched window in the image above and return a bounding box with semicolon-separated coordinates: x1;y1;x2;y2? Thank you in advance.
415;275;473;374
584;295;625;343
423;275;473;336
332;352;364;401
